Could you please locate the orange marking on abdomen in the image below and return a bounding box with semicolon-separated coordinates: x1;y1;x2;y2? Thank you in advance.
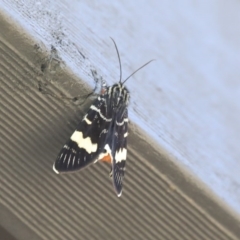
99;154;112;163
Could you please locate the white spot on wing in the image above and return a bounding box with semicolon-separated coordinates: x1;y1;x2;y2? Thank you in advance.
71;131;98;154
83;115;92;125
124;132;128;138
115;148;127;163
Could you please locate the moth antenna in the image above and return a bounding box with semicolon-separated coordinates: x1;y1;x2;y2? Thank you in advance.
110;37;122;83
122;59;155;84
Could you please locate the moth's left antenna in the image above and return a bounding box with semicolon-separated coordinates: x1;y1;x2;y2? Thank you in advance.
110;37;122;83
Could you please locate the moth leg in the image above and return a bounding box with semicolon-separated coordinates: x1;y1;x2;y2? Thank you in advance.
91;69;107;94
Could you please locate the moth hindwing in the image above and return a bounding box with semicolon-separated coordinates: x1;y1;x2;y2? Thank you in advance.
53;82;129;197
53;38;154;197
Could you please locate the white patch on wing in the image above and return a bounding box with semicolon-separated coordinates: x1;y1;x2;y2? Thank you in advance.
117;192;122;197
124;132;128;138
63;154;67;163
116;118;128;126
96;144;113;163
100;129;108;138
72;156;76;166
90;105;112;122
71;131;98;154
67;154;72;167
83;115;92;125
115;148;127;163
98;96;106;101
64;144;69;149
53;164;59;174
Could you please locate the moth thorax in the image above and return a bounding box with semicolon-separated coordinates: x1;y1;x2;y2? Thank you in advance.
110;83;130;107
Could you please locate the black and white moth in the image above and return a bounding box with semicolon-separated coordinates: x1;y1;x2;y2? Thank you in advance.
53;39;153;197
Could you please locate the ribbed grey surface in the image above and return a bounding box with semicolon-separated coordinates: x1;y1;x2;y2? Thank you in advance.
1;14;239;240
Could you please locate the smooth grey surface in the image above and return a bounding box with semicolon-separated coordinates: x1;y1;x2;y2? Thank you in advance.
1;8;240;240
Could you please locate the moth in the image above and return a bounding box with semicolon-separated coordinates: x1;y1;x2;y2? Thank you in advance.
53;38;153;197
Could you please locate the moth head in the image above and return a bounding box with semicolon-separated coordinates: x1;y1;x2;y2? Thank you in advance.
109;83;130;107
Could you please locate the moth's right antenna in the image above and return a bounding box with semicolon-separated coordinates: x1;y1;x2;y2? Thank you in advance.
122;59;155;84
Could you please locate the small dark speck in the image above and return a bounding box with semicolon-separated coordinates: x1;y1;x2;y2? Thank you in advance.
78;50;85;59
41;63;47;72
51;45;57;52
72;97;78;102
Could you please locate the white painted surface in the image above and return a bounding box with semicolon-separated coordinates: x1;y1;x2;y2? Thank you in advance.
1;0;240;214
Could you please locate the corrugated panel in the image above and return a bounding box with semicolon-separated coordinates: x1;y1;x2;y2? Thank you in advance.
1;13;239;240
